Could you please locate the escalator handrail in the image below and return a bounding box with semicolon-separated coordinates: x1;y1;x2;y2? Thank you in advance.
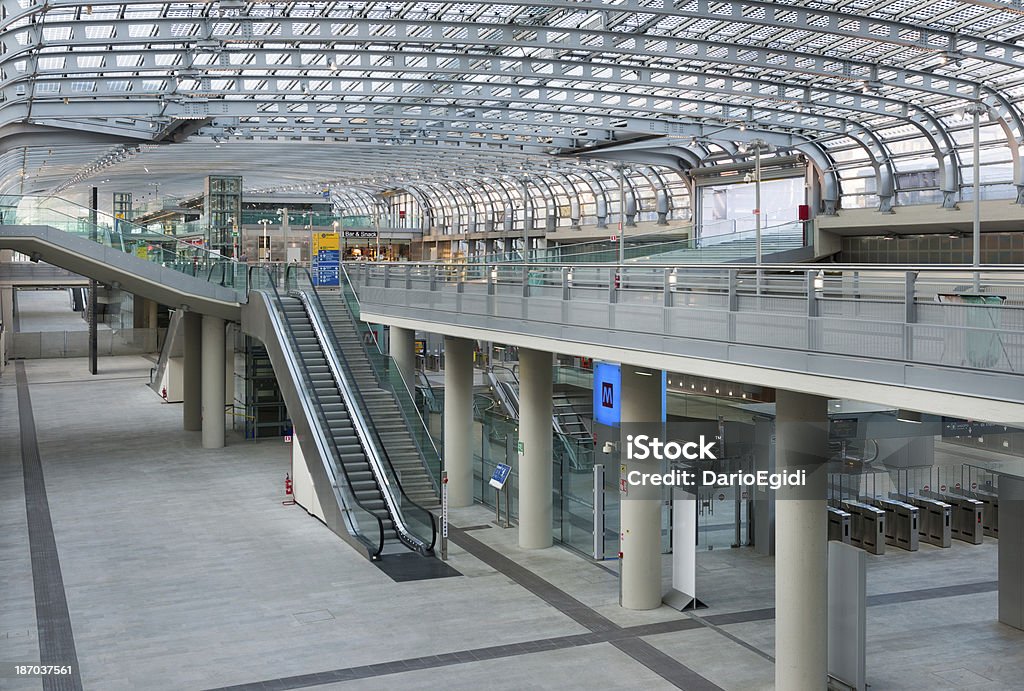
251;267;387;558
288;267;436;553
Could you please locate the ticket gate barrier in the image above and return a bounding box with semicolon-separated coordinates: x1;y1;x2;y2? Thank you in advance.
840;500;885;555
828;506;851;544
964;488;998;538
892;493;951;548
922;490;984;545
866;496;919;552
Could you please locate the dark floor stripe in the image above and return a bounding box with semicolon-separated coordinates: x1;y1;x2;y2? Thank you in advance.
612;637;724;691
203;619;704;691
448;526;620;634
447;527;724;691
866;580;998;606
16;362;83;691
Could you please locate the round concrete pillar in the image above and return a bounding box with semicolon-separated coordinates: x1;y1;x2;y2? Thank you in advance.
443;336;474;506
201;315;226;449
390;326;416;390
518;348;553;549
774;389;829;691
183;311;202;431
619;365;664;610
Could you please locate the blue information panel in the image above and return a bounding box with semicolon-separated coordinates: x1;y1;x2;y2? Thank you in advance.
489;463;512;490
592;362;666;426
314;249;340;286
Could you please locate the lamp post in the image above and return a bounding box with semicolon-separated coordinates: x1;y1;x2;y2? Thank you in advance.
963;101;987;292
258;218;271;262
521;177;530;263
618;165;627;265
751;138;765;268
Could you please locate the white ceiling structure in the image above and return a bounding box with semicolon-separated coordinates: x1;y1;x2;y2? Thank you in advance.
1;0;1023;215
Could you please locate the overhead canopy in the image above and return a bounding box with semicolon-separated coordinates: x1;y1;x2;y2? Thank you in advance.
1;0;1022;211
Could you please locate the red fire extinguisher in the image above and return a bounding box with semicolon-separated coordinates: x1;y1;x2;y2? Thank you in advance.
282;473;295;506
161;386;168;400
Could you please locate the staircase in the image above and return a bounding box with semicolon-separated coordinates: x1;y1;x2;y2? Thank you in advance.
316;273;442;511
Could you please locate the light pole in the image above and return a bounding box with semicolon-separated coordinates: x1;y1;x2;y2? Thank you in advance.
963;101;987;292
258;218;271;262
618;165;627;265
521;177;531;263
751;138;765;268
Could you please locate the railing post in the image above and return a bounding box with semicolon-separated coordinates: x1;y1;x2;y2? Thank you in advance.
429;264;437;291
728;269;738;342
806;270;819;318
806;270;818;351
457;267;465;294
608;267;618;304
383;264;391;288
405;264;412;290
663;268;673;307
561;266;571;301
522;264;530;298
487;264;496;296
904;271;917;361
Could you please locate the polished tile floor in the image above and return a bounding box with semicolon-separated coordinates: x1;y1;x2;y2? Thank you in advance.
2;356;1023;690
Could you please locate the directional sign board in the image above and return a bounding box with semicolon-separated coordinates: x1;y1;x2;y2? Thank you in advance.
312;232;340;286
489;463;512;490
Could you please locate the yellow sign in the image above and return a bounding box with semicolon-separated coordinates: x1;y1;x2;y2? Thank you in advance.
312;231;339;253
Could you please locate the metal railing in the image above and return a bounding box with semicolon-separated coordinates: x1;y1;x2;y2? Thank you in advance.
2;195;250;299
350;262;1024;377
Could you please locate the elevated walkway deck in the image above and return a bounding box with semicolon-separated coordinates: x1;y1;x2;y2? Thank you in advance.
349;262;1024;422
0;224;242;320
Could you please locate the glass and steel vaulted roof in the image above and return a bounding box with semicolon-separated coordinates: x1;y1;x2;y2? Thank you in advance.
1;0;1023;209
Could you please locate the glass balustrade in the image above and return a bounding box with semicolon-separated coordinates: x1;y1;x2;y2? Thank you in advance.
1;194;249;299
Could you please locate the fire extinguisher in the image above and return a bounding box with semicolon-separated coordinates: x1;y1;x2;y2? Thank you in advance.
614;272;621;290
282;473;295;506
161;386;168;400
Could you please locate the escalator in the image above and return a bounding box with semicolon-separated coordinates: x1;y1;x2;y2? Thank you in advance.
248;267;437;559
486;365;595;471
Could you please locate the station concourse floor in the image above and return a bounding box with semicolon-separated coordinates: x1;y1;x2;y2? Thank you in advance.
2;356;1024;690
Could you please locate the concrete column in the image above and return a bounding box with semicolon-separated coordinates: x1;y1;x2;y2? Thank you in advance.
132;295;146;329
619;365;664;610
390;325;416;390
518;348;553;549
201;315;226;449
224;322;234;418
774;390;829;691
147;299;158;329
444;336;474;506
0;285;13;354
183;311;202;431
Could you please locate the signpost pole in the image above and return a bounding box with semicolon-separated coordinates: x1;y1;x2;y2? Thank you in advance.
441;471;449;560
506;475;512;528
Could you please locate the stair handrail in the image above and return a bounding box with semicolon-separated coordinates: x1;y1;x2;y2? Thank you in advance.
251;266;387;558
337;262;445;491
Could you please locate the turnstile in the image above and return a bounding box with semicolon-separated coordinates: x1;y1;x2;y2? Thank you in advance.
828;506;852;544
922;490;984;545
866;496;919;551
840;500;885;555
892;493;951;548
964;488;998;538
